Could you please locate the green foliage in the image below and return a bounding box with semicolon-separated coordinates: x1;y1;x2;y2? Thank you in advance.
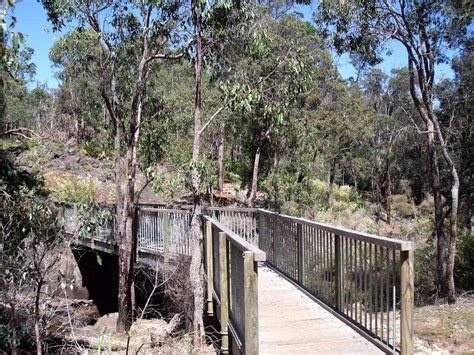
0;186;66;352
74;202;112;240
50;176;98;204
24;144;53;166
262;172;363;215
150;170;186;201
391;195;416;218
224;170;241;185
414;240;438;305
80;140;112;159
456;228;474;291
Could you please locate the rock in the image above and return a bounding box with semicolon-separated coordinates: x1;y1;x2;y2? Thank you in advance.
93;312;119;335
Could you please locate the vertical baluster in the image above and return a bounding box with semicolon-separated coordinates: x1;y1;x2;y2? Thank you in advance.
321;229;325;300
163;211;170;263
317;228;321;296
359;240;363;324
325;232;333;303
312;228;315;294
353;239;358;323
325;231;329;302
335;234;343;312
386;248;390;346
392;249;396;350
206;220;214;316
374;245;379;337
218;232;229;354
364;242;368;329
344;236;349;315
349;238;353;319
369;243;373;333
380;247;385;343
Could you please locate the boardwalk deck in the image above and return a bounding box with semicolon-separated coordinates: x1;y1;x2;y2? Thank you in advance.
259;267;383;355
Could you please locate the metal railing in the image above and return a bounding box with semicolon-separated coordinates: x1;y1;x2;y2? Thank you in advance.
63;204;191;260
203;207;259;246
257;209;413;354
137;207;191;259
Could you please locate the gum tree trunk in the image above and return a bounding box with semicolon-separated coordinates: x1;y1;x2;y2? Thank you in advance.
327;159;336;207
217;121;225;192
247;143;261;208
385;160;392;225
190;0;205;346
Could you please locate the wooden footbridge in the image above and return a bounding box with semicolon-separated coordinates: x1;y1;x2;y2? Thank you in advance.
64;204;414;355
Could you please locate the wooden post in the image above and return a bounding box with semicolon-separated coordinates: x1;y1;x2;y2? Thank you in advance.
219;232;229;354
206;221;214;316
335;234;344;311
400;249;414;355
297;223;305;285
163;211;170;263
243;251;258;355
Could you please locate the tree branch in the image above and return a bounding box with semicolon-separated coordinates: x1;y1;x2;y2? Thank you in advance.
198;105;226;135
0;128;42;139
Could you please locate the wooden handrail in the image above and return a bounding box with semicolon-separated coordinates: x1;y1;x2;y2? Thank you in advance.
203;214;265;354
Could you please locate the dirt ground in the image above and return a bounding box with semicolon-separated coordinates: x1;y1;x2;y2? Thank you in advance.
414;294;474;354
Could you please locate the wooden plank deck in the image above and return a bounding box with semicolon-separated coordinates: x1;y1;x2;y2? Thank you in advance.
258;267;384;354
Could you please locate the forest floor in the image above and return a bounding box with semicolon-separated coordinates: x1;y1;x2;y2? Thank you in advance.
414;294;474;354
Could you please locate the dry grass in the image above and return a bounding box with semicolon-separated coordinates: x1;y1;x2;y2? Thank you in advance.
414;294;474;354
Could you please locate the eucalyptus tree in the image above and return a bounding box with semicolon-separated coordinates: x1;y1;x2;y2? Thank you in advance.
311;80;375;206
49;29;103;141
187;0;262;344
221;13;317;207
1;0;36;133
41;0;186;331
437;38;474;233
360;68;415;223
315;0;472;301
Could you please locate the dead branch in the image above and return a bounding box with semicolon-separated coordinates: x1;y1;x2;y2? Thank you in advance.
0;128;42;140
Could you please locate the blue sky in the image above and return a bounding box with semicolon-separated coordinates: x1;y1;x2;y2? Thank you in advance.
14;0;64;89
14;0;454;90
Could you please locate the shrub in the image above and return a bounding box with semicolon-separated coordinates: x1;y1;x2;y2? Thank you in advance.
456;228;474;291
281;201;300;216
24;144;53;166
419;195;435;216
80;140;112;159
391;194;416;218
50;176;98;204
334;185;362;204
224;171;241;185
414;240;437;305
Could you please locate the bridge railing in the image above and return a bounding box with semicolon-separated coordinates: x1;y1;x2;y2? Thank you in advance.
202;215;265;355
258;209;413;355
137;207;191;259
63;204;192;260
62;203;115;244
202;207;259;246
